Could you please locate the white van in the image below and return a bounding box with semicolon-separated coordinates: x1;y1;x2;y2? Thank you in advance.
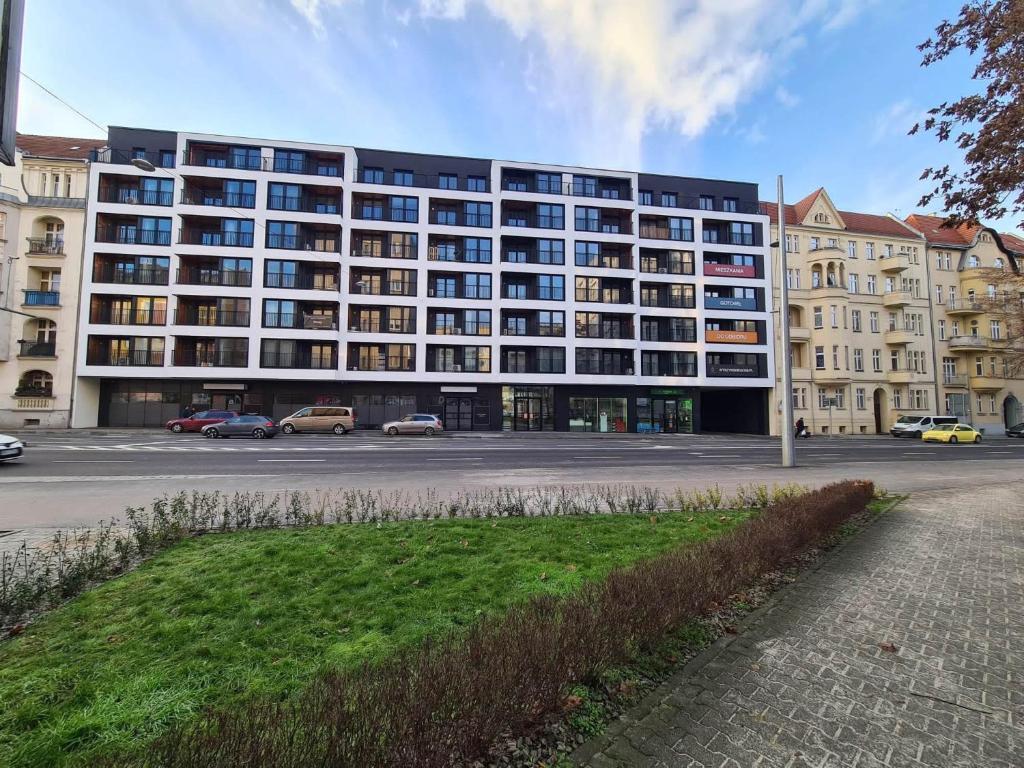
890;415;958;438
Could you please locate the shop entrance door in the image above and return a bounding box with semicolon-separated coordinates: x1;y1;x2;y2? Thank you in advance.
443;397;474;431
514;396;545;431
653;398;678;433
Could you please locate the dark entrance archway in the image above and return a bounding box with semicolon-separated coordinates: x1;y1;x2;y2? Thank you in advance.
1004;394;1021;430
872;388;885;434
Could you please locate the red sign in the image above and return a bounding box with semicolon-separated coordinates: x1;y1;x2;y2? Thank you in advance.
704;263;756;278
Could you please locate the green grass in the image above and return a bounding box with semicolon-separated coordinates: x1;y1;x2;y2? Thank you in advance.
0;508;750;768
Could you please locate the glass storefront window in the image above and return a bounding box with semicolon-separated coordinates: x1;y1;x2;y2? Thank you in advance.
502;386;554;431
637;393;694;433
568;397;627;432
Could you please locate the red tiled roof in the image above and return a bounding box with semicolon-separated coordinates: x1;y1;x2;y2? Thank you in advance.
16;133;106;161
999;231;1024;254
761;197;921;239
904;213;1024;255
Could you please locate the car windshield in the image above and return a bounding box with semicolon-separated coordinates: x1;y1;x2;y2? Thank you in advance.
895;416;921;424
933;424;955;431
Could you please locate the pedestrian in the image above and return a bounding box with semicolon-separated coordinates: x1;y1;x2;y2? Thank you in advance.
181;403;195;418
794;417;806;439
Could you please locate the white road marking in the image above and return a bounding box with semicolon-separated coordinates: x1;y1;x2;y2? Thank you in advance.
257;459;326;463
52;460;135;463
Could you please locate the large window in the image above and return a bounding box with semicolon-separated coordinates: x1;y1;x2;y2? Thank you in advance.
538;239;564;264
537;203;564;229
568;397;628;433
464;201;492;227
389;196;418;223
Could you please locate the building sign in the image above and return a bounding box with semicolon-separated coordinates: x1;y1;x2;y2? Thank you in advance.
704;296;758;311
703;263;756;278
707;363;760;377
705;329;759;344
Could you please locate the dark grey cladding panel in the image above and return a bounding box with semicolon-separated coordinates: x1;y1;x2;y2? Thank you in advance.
354;147;491;177
637;173;759;206
107;127;178;156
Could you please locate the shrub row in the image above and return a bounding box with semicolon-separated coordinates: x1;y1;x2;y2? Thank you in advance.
120;480;874;768
1;482;807;627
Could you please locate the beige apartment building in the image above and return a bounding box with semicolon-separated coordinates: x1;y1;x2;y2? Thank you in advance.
766;188;936;436
0;134;103;428
904;214;1024;434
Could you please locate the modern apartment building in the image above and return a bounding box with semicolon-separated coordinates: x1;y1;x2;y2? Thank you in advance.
765;188;935;436
0;134;103;428
73;127;774;432
904;214;1024;434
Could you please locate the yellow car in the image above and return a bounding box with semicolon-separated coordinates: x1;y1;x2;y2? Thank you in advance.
921;423;982;444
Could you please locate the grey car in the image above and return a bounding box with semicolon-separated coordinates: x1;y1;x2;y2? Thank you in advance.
201;415;279;439
382;414;444;436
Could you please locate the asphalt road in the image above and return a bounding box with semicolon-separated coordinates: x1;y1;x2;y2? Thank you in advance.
1;430;1022;533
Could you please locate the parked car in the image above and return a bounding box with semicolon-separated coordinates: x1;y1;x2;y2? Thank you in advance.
201;415;279;439
166;410;239;433
890;415;958;439
279;406;355;435
0;433;24;462
922;423;982;444
1006;423;1024;438
382;414;444;436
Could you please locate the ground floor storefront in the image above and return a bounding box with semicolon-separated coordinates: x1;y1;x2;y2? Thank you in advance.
84;378;770;435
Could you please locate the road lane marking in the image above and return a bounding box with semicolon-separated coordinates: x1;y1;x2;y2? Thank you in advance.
52;460;135;463
257;459;326;463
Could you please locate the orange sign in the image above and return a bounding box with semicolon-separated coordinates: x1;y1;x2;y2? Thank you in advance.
706;329;758;344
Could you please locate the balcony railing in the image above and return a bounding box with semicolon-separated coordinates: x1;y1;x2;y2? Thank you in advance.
502;178;633;200
176;267;253;287
87;349;165;367
641;295;695;309
347;354;417;372
261;351;338;369
265;273;340;291
350;243;418;260
183;149;262;171
264;313;339;330
354;280;418;297
500;286;563;301
357;168;490;193
18;341;56;357
266;233;340;252
638;224;689;241
95;224;172;246
947;335;990;350
173;309;251;327
575;324;633;339
98;187;173;206
27;238;64;255
178;229;254;247
347;319;415;334
575;290;633;305
181;189;257;208
640;328;697;343
173;349;249;367
90;308;167;326
353;207;420;223
267;195;341;214
93;265;169;285
502;211;564;230
574;219;631;235
945;298;985;314
270;157;342;177
428;210;492;228
90;148;174;168
23;290;60;306
942;374;968;388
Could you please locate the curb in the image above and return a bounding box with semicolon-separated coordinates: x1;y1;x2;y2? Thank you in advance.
571;493;905;766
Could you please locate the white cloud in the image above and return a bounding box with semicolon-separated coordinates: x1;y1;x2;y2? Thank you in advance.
775;85;801;109
411;0;874;167
871;100;922;145
289;0;348;37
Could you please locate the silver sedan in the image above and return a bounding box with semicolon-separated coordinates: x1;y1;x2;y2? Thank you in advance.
201;415;279;439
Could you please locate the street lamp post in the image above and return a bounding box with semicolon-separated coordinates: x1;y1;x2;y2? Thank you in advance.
777;176;796;467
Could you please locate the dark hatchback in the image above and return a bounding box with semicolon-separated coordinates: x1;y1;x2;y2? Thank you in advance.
1006;423;1024;438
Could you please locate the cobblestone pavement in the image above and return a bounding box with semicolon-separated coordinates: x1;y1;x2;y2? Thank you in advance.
574;488;1024;767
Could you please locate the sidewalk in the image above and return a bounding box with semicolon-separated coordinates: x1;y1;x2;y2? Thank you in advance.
574;487;1024;767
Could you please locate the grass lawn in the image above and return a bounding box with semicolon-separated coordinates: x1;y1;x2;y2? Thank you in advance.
0;508;750;768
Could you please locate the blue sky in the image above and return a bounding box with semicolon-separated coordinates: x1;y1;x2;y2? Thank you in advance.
18;0;1008;230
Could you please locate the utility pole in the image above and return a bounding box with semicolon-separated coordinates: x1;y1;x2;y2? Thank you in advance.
777;176;795;467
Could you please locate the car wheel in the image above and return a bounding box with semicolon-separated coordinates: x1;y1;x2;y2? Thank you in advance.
282;424;295;435
206;428;219;439
424;426;435;437
171;423;184;433
333;424;346;435
253;428;266;439
387;426;399;436
949;436;958;444
974;435;982;443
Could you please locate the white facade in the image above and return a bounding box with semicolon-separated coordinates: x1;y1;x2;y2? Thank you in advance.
74;130;774;430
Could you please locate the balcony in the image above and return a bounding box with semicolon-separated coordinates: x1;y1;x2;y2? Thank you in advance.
269;155;343;177
266;272;340;291
883;329;916;345
887;369;919;385
807;285;846;299
176;267;253;287
173;309;251;327
267;194;341;214
14;396;55;410
95;224;172;246
97;186;173;206
638;222;690;241
18;341;56;358
181;187;257;209
811;371;850;385
789;326;811;342
90;307;167;326
173;348;249;368
879;253;910;273
27;238;64;256
267;312;340;330
359;168;489;193
23;290;60;307
791;366;812;380
261;350;338;370
178;227;254;248
501;210;562;230
942;374;968;388
882;290;913;308
948;335;990;351
86;349;165;367
945;298;985;316
969;375;1004;392
183;146;263;171
266;231;340;253
93;264;169;286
